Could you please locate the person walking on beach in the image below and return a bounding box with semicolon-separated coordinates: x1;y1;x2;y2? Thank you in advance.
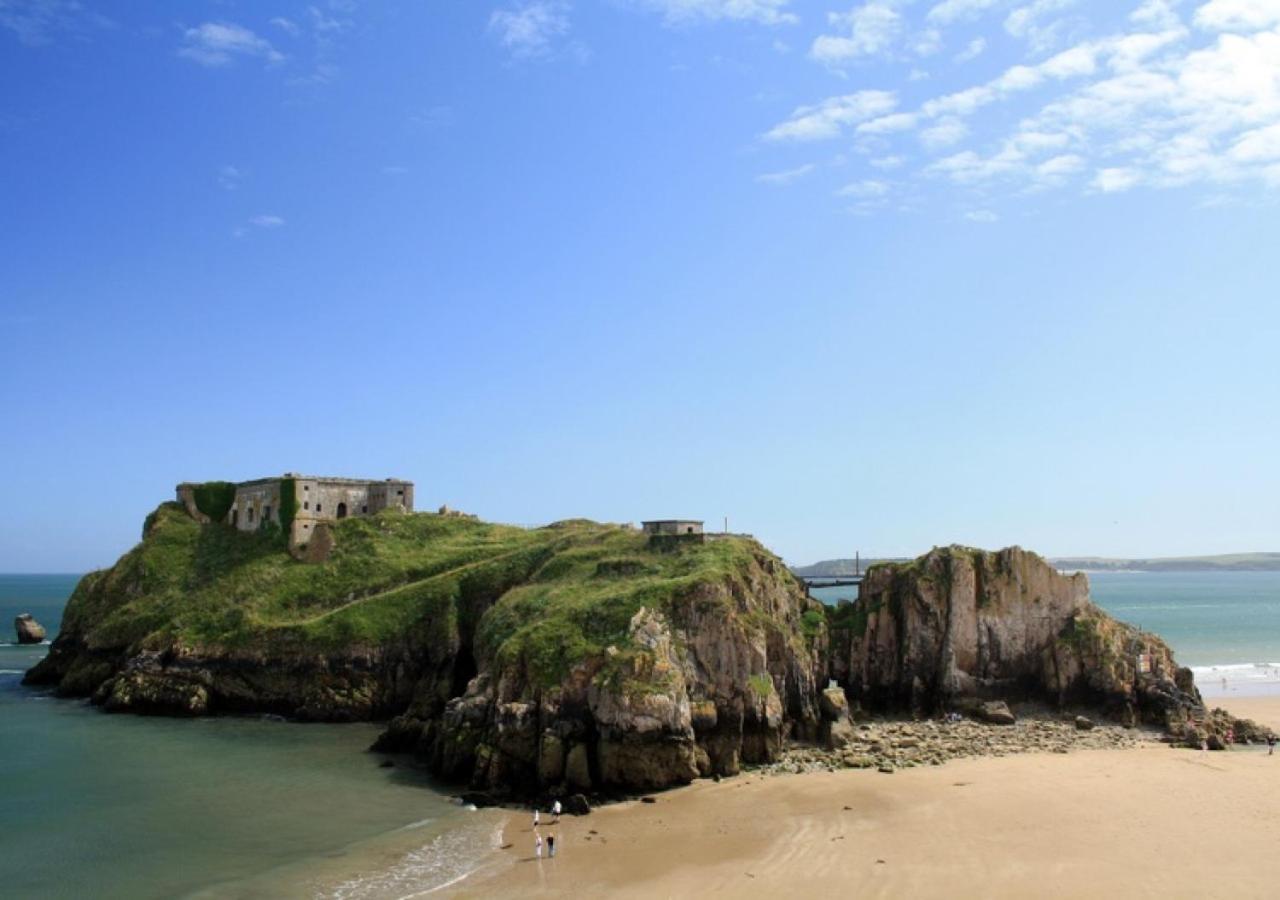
533;807;540;828
535;831;543;859
552;799;561;822
1267;734;1276;756
547;833;556;858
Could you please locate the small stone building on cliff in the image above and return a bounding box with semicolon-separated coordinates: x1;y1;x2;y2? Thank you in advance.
176;474;414;550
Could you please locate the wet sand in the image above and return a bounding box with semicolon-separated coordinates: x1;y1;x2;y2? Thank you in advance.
450;697;1280;898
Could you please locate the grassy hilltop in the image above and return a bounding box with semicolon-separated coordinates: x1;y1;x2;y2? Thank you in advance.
46;502;778;693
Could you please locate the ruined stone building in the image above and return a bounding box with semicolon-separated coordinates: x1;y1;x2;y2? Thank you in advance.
176;474;414;549
641;520;704;536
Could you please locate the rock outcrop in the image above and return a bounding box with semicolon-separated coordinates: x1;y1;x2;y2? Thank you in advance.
375;552;828;796
14;613;46;644
827;546;1205;732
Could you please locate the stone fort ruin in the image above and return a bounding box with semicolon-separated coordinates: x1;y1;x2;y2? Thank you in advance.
176;474;414;552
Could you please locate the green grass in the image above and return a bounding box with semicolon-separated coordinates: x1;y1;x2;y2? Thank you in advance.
191;481;237;523
61;505;800;696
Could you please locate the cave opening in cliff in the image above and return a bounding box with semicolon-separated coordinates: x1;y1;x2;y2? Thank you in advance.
451;645;477;698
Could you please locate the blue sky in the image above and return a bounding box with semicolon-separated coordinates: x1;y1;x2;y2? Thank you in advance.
2;0;1278;571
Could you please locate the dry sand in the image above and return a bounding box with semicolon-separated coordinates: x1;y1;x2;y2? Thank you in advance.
450;697;1280;899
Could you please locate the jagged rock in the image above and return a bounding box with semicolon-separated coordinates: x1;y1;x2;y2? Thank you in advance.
976;701;1016;726
828;546;1206;731
819;686;850;722
14;614;46;645
564;793;592;815
1074;716;1095;730
1206;734;1226;751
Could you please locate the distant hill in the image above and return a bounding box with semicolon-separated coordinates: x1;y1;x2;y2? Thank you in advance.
1049;553;1280;572
793;552;1280;576
790;558;908;577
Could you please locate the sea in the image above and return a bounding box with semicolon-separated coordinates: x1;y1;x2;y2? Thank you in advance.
3;570;1279;897
0;575;502;900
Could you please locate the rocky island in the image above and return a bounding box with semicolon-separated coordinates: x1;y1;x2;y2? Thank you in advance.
25;493;1266;800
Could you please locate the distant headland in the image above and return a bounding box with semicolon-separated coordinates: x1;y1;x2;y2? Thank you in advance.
794;551;1280;577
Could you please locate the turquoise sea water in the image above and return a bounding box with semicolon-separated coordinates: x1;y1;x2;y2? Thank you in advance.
0;575;498;899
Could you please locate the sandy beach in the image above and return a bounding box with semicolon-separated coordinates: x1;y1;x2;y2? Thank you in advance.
452;696;1280;899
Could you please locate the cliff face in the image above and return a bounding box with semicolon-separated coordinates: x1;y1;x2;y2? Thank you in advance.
827;546;1203;730
377;545;828;794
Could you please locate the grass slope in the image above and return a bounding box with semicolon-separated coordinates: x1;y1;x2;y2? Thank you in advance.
65;503;772;688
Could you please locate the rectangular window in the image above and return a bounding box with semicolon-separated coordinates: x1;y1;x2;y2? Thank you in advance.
316;504;322;513
362;505;368;514
304;502;309;510
397;490;404;496
248;508;255;523
304;486;309;492
264;506;272;521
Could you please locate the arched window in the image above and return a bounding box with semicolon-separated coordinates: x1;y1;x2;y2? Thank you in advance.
337;502;348;519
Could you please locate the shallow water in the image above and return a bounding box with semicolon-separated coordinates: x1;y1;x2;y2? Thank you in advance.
0;575;496;899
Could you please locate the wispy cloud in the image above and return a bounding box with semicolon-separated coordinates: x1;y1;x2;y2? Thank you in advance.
250;214;285;228
926;0;1001;26
634;0;797;26
964;209;999;221
755;162;816;184
762;1;1280;212
0;0;113;47
178;22;284;67
217;165;243;191
811;3;904;67
955;36;987;62
489;1;572;60
765;90;898;141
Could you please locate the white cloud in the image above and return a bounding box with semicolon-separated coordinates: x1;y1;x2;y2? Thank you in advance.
488;1;570;59
1005;0;1078;52
926;0;1000;25
250;214;285;228
912;27;944;56
755;162;816;184
964;209;1000;221
178;22;284;67
1131;0;1183;29
955;37;987;62
269;16;300;36
635;0;797;25
1194;0;1280;31
857;112;919;134
764;0;1280;211
1036;152;1086;176
837;178;891;196
810;3;903;66
921;117;969;148
1093;167;1142;190
765;90;898;141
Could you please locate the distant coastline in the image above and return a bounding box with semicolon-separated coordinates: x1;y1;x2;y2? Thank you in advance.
793;551;1280;577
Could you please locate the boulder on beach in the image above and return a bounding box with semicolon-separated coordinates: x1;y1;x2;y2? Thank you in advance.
14;614;46;645
976;701;1017;726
